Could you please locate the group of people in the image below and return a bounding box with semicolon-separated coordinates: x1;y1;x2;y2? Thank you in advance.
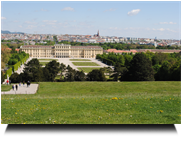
11;81;31;91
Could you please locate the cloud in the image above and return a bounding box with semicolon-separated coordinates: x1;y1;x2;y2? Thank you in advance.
1;17;6;20
61;7;74;11
26;25;37;29
41;8;48;12
104;8;116;12
127;9;141;16
25;21;37;25
158;28;165;31
43;20;57;25
159;22;176;24
19;25;22;28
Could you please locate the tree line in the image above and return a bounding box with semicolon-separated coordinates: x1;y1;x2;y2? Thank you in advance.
9;58;109;83
97;51;181;81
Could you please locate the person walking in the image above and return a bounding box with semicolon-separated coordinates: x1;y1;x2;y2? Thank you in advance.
9;80;11;85
12;85;14;90
6;80;9;85
15;84;18;91
23;81;25;86
19;82;21;86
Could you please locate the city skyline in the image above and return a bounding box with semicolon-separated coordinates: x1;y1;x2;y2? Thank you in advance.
1;1;181;39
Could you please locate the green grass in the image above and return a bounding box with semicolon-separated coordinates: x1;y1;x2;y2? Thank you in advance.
1;82;181;124
1;84;12;91
39;62;49;66
72;62;100;66
70;59;91;61
38;59;58;61
77;67;102;73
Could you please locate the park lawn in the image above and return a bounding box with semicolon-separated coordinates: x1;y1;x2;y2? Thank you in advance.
1;82;181;124
39;62;49;66
72;62;100;66
77;67;102;73
1;84;12;91
38;59;58;61
69;59;91;61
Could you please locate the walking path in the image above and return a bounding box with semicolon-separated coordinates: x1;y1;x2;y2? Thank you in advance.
1;84;39;94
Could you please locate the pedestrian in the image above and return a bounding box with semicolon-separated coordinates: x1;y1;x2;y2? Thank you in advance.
9;80;11;85
23;81;25;86
19;82;21;86
7;80;9;85
15;84;18;91
12;85;14;90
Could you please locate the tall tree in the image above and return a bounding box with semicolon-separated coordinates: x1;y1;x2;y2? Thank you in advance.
44;60;60;81
125;52;155;81
87;69;106;81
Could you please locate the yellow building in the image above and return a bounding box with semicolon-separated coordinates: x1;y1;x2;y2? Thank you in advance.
20;44;103;58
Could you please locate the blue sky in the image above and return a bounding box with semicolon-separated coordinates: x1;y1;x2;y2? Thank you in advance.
1;1;181;39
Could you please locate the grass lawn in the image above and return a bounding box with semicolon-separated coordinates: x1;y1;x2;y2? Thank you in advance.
39;62;49;66
72;62;100;66
38;59;58;61
1;81;181;124
77;67;102;73
1;84;12;91
70;59;91;61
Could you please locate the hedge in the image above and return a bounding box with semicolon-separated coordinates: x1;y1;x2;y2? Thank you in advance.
96;54;115;66
13;61;21;71
5;68;12;79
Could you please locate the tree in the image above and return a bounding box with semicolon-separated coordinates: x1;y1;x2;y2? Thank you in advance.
10;72;20;83
155;61;172;81
111;63;128;81
60;63;66;80
87;69;106;81
74;71;86;81
23;58;42;82
124;52;155;81
170;60;181;81
44;60;60;81
1;44;11;69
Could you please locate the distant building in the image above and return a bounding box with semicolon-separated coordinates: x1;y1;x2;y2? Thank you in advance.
20;44;103;58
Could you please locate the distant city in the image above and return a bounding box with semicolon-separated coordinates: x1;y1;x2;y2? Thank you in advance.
1;30;181;47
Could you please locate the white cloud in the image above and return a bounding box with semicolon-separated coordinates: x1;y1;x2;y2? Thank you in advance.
166;28;176;32
25;21;37;24
19;25;22;28
158;28;165;31
43;20;57;25
61;7;74;11
26;25;37;29
159;22;176;24
1;17;6;20
127;9;141;16
104;8;116;12
41;8;48;12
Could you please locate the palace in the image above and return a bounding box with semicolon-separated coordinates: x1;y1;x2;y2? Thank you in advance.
20;44;103;58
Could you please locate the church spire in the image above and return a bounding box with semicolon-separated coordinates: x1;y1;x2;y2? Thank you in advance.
97;30;99;36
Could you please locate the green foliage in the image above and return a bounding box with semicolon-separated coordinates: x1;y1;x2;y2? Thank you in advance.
87;69;106;81
9;72;20;83
125;53;155;81
5;68;12;79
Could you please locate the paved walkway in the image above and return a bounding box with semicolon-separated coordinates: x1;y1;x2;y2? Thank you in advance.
1;84;39;95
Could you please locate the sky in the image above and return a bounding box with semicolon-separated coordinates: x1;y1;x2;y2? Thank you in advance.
1;0;181;39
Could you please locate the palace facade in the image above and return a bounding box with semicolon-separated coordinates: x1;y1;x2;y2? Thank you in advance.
20;44;103;58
